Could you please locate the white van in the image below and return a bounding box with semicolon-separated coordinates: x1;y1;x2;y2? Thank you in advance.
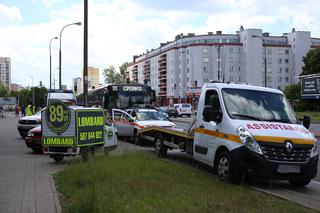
174;103;192;117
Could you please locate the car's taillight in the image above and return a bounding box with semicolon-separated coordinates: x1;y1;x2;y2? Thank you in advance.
43;147;49;152
72;147;77;153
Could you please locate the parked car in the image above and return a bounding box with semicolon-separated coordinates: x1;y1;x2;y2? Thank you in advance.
174;103;192;117
17;111;41;137
113;108;176;144
25;125;42;153
158;107;178;118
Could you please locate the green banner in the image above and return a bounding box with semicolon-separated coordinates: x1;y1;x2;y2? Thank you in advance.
42;137;75;146
76;109;105;146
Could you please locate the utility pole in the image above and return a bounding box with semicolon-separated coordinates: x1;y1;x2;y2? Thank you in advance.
83;0;88;107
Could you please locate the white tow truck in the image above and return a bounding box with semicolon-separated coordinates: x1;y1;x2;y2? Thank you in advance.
137;82;318;186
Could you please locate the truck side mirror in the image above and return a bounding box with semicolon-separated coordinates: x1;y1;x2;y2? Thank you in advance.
303;115;310;129
202;105;223;123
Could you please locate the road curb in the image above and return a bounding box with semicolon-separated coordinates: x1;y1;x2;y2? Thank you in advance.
49;175;62;213
251;186;319;211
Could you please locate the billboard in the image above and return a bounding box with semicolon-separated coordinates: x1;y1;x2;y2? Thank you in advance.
301;76;320;99
0;97;17;105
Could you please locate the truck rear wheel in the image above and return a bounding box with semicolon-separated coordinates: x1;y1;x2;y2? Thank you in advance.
154;134;167;158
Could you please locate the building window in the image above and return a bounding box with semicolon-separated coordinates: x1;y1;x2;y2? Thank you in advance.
285;67;289;73
279;67;282;73
187;68;189;73
229;57;233;63
278;58;282;64
278;76;282;82
237;57;240;63
267;58;272;64
187;58;189;64
277;49;283;55
203;48;208;53
203;57;209;63
285;59;289;64
203;67;208;73
267;49;272;55
230;66;234;72
285;77;289;82
229;47;234;53
285;49;289;54
267;76;272;82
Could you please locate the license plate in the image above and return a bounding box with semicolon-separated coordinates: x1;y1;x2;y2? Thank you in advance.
277;165;300;173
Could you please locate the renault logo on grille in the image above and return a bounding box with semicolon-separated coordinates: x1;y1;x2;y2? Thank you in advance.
285;142;293;154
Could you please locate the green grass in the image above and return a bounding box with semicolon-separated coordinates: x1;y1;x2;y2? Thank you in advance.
54;153;315;213
296;111;320;122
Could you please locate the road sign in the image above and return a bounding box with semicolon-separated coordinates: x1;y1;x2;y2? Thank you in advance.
301;76;320;99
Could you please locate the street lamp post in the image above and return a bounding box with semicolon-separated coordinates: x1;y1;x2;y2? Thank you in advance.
252;35;267;87
49;36;58;90
59;22;82;90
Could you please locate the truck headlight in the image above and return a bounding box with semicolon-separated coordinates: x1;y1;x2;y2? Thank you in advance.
237;126;262;155
310;142;318;158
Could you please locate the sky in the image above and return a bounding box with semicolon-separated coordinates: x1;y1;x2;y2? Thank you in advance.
0;0;320;89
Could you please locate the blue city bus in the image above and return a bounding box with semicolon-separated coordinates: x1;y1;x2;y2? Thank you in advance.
77;84;156;111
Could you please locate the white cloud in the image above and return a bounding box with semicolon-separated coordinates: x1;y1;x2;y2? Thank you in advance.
0;4;23;26
1;0;320;89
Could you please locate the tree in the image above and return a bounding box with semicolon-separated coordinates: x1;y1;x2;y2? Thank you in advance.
0;82;8;97
301;48;320;76
103;65;116;84
284;84;301;100
119;62;129;77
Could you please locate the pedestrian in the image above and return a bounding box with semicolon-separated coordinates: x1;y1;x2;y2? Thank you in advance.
26;104;33;116
15;105;20;116
21;105;26;117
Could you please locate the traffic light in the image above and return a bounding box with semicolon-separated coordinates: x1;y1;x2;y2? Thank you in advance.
39;81;42;87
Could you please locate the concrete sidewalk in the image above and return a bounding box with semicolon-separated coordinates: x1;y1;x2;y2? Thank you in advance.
0;116;63;213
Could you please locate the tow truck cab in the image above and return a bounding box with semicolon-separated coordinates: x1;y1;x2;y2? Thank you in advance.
142;82;318;186
193;82;318;185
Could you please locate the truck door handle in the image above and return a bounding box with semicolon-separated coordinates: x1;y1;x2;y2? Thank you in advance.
199;125;204;128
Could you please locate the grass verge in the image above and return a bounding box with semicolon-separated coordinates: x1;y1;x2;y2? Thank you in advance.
296;111;320;122
54;152;315;213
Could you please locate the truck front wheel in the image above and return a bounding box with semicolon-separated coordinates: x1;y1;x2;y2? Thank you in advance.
154;135;167;158
216;151;241;184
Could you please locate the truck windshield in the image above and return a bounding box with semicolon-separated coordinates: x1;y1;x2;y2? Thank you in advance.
222;88;298;124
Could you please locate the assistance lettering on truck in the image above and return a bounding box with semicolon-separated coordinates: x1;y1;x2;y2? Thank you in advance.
138;82;318;186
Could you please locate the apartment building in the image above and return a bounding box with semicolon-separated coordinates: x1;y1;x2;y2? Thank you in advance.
127;27;320;105
0;57;11;89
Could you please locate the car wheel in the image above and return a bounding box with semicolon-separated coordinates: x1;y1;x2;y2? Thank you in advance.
154;134;167;158
289;179;311;187
187;114;191;117
52;155;64;162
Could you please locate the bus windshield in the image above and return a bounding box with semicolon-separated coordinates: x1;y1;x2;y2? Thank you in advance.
222;88;298;124
109;91;152;110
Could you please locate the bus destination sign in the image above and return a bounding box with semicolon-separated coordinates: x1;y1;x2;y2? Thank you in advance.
112;85;143;92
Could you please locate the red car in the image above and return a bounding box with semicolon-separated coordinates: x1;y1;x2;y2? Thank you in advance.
25;125;42;153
